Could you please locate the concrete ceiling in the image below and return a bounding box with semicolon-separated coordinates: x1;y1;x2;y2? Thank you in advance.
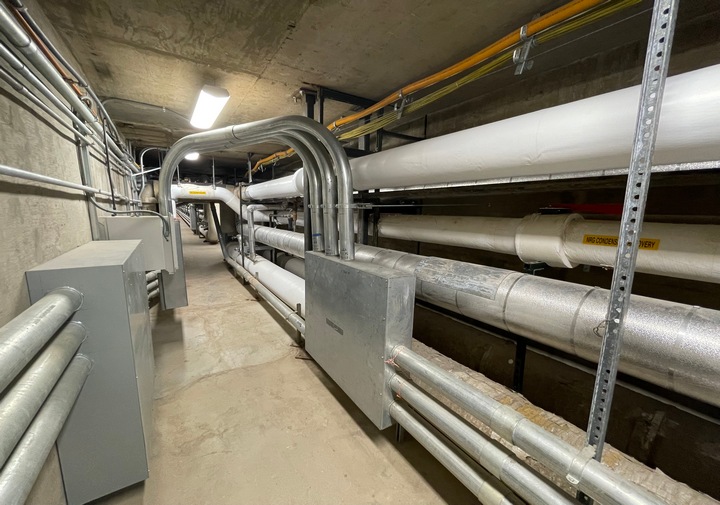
35;0;718;179
38;0;565;156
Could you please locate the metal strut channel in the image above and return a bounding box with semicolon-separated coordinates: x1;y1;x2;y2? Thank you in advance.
579;0;679;502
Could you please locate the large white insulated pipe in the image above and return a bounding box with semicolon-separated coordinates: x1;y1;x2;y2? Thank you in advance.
247;225;720;407
377;214;720;283
227;245;305;317
243;64;720;198
242;169;304;200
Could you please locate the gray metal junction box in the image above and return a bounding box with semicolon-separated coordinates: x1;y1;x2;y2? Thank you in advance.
26;240;154;505
305;252;415;430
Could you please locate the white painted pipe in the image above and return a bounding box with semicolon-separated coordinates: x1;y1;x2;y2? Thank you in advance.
377;214;720;283
242;169;304;200
243;64;720;199
227;245;305;317
203;204;219;244
171;184;275;222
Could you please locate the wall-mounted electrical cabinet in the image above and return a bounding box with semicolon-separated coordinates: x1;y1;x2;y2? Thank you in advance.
305;253;415;430
99;216;188;309
26;240;154;505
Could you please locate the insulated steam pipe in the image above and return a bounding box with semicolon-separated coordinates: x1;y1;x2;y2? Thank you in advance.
390;346;666;505
0;287;82;393
0;321;85;468
227;245;305;318
225;255;305;334
389;375;576;505
376;213;720;283
0;354;91;505
247;225;720;406
242;65;720;198
389;401;523;505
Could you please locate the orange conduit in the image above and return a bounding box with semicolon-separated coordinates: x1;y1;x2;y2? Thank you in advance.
252;0;610;174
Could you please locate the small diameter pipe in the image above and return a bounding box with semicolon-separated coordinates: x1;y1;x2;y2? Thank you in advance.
389;401;523;505
0;3;137;174
146;279;159;292
148;289;159;300
0;321;85;468
390;346;667;505
226;257;305;334
0;287;82;393
0;354;91;505
0;163;130;203
145;270;159;283
389;375;576;505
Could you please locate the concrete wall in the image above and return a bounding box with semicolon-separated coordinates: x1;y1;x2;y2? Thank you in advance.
0;1;131;503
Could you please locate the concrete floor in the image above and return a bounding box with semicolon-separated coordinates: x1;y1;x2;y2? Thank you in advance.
97;225;474;505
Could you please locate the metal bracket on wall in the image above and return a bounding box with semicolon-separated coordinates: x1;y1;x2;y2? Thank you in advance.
578;0;679;503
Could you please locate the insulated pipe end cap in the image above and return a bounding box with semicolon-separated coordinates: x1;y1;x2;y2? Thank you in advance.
515;213;584;268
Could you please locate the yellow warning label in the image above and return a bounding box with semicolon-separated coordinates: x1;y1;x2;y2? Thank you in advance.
188;191;207;195
582;234;660;250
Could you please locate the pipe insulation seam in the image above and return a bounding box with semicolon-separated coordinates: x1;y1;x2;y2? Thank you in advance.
376;213;720;283
0;287;83;393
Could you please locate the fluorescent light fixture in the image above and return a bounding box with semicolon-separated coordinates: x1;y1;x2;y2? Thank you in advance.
190;84;230;129
184;152;200;161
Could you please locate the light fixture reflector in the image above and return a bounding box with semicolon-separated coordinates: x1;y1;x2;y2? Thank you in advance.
190;85;230;129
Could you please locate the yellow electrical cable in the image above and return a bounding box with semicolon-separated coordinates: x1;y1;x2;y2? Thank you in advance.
253;0;640;173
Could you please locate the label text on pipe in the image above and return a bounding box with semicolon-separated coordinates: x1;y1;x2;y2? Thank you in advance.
582;234;660;250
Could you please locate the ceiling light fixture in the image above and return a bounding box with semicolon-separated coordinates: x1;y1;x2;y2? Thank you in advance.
190;84;230;129
184;152;200;161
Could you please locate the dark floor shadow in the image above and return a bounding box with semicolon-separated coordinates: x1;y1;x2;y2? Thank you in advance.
150;307;185;346
299;359;477;504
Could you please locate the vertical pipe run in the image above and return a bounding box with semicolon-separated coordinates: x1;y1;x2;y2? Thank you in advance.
0;354;91;505
0;321;86;468
0;287;83;393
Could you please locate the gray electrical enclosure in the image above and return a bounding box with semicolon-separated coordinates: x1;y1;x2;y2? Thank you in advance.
26;240;154;505
305;252;415;429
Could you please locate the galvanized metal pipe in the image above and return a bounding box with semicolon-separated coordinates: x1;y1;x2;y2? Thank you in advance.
0;354;91;505
0;3;137;174
158;116;354;264
389;401;523;505
0;287;82;393
145;270;159;283
0;41;95;138
146;279;159;292
273;135;326;253
0;321;86;468
148;288;159;300
389;375;576;505
0;163;131;203
390;346;666;505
